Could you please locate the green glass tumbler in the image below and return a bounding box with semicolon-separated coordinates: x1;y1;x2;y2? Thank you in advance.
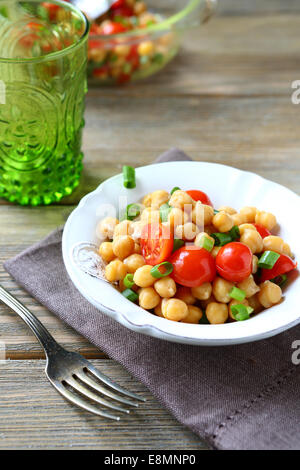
0;1;89;205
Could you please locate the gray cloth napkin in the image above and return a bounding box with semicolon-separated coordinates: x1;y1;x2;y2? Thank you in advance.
4;148;300;450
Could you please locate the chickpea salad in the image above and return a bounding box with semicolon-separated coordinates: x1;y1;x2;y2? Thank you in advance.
96;166;297;325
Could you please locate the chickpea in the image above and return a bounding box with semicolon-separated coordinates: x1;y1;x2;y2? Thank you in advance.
130;221;145;242
154;302;164;318
228;298;249;320
239;224;257;236
237;275;260;298
232;213;247;226
258;281;282;309
134;1;147;15
240;229;263;254
99;242;115;263
200;295;216;310
194;232;215;251
134;243;142;254
114;44;131;57
175;223;199;241
112;236;135;260
169;190;194;211
141;208;160;224
113;220;132;238
206;302;228;324
218;206;237;215
161;298;188;322
168;208;189;230
191;283;212;301
252;255;259;274
212;277;235;303
139;287;160;310
283;243;293;258
263;236;292;258
176;286;196;305
239;207;257;223
255;211;277;231
148;190;169;210
138;41;155;56
247;294;263;313
105;259;127;282
133;265;155;288
139;12;156;26
97;217;119;240
89;48;106;63
123;254;145;273
192;202;214;227
211;247;221;259
154;277;176;298
212;211;234;233
142;193;152;207
183;305;203;324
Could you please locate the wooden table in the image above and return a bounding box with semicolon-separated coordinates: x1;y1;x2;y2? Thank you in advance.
1;0;299;450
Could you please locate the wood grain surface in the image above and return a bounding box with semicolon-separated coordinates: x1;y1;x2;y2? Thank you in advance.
0;0;299;450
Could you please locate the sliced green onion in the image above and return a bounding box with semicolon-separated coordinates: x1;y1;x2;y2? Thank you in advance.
160;203;171;222
211;232;232;247
229;225;240;241
172;238;185;253
123;166;136;189
197;234;214;252
258;251;280;269
170;187;181;195
199;311;210;324
229;287;246;302
271;274;288;288
123;274;134;289
230;304;254;321
151;262;173;279
125;203;141;221
122;288;138;303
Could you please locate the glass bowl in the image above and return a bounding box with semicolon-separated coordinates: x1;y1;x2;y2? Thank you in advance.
87;0;217;86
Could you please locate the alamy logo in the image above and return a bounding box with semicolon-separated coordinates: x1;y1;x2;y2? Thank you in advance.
0;80;5;104
291;340;300;365
291;80;300;104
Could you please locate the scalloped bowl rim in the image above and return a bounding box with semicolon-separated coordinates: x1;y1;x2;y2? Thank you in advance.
62;161;300;346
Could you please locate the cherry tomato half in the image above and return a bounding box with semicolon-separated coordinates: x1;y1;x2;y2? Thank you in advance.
216;242;252;283
141;223;174;266
252;224;271;239
169;246;216;288
260;253;297;282
102;21;128;35
186;190;213;207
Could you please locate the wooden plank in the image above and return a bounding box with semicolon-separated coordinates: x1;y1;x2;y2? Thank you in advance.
0;205;104;359
0;359;207;450
219;0;300;15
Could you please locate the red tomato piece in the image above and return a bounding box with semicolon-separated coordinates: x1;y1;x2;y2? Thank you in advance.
216;242;252;283
41;2;60;21
141;223;174;266
186;190;213;207
26;21;43;31
117;73;131;84
169;246;216;288
110;0;126;9
111;7;134;18
102;21;128;35
88;39;104;49
252;224;271;239
19;33;39;48
93;65;110;78
260;254;297;282
90;23;103;36
126;45;139;70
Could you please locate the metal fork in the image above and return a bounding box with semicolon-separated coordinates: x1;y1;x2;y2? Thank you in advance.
0;285;145;421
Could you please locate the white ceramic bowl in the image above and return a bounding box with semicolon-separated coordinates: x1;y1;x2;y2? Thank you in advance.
62;161;300;346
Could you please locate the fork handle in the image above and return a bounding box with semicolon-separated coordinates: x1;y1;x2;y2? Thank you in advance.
0;285;61;357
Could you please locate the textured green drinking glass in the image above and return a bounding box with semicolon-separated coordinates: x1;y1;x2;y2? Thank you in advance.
0;1;89;205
